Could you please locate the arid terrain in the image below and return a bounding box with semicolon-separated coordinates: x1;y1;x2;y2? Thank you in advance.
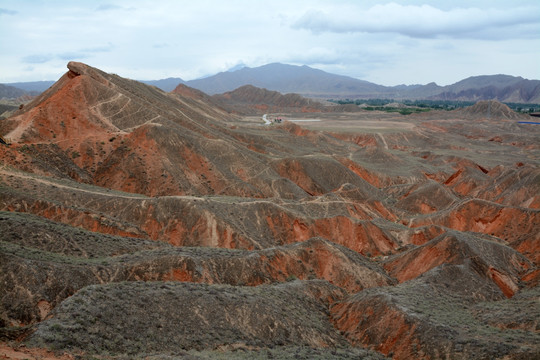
0;62;538;360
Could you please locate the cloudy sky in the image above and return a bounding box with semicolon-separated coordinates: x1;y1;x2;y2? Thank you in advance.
1;0;539;85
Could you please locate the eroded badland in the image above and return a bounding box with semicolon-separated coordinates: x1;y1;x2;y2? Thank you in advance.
0;62;538;360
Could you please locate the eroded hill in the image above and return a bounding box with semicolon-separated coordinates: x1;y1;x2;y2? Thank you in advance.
0;62;538;360
212;84;360;115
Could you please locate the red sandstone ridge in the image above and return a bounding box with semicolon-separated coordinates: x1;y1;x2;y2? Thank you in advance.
395;180;458;214
383;231;533;297
100;237;395;293
171;83;209;100
408;199;540;252
330;263;538;359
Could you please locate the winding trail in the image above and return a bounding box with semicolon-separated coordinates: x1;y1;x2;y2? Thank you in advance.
0;166;148;200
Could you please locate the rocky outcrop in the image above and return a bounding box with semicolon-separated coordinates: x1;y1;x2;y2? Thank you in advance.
383;231;534;297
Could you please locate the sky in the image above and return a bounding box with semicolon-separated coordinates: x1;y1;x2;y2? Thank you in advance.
0;0;539;86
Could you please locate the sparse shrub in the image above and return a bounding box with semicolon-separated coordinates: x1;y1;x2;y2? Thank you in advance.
286;275;297;282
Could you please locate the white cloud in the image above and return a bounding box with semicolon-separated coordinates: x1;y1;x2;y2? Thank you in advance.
22;54;54;64
293;3;540;40
0;1;538;85
95;4;122;11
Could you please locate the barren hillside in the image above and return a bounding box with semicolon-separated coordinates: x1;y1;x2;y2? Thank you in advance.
0;62;538;360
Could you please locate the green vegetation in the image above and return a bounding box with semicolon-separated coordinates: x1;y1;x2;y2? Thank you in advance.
328;98;540;113
363;105;430;115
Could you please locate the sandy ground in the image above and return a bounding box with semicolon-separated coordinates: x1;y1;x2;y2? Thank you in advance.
281;112;417;132
241;111;417;132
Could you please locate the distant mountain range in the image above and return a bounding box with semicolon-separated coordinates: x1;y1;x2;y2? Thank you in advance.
185;63;390;97
181;64;540;103
3;63;540;103
0;83;40;99
141;77;185;92
2;81;54;95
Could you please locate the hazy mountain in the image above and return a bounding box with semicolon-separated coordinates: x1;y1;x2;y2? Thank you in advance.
428;76;540;103
141;77;186;92
444;75;524;93
3;64;539;103
393;82;443;99
185;62;391;97
226;63;247;72
4;80;55;93
183;63;540;103
0;83;30;99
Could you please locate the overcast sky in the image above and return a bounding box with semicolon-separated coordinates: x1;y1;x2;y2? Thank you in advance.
1;0;539;85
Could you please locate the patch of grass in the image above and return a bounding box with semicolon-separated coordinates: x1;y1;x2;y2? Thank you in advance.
26;281;350;356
